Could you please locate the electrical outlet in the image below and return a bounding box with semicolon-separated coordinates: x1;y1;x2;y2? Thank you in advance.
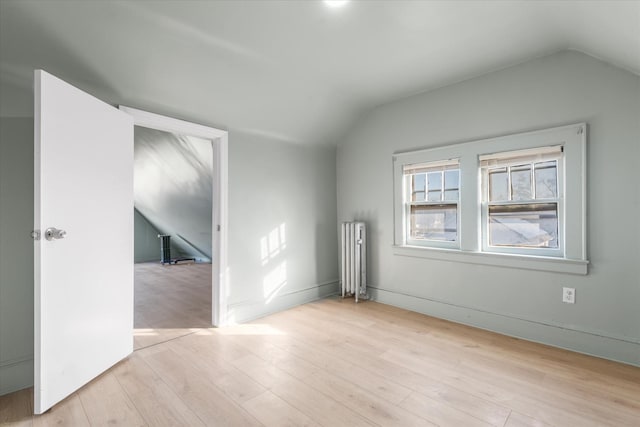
562;287;576;304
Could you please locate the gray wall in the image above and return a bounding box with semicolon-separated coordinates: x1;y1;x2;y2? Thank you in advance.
134;208;162;263
0;117;34;395
134;208;202;263
337;51;640;366
227;131;338;323
134;126;213;262
0;97;338;396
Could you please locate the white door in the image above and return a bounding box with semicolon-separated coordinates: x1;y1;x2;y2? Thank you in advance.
33;70;134;414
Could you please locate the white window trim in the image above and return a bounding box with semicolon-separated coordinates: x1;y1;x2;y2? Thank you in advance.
392;123;588;275
404;159;460;249
480;149;564;258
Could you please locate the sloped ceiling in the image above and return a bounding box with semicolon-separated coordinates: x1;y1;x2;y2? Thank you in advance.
134;126;213;260
1;1;638;145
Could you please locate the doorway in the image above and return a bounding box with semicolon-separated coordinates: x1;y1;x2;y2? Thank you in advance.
120;106;228;348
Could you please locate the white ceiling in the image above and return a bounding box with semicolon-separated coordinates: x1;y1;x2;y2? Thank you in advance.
1;0;638;145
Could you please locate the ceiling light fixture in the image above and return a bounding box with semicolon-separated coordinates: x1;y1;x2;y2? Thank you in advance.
324;0;349;9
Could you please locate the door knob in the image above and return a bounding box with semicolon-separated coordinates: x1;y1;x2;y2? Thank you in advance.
45;227;67;241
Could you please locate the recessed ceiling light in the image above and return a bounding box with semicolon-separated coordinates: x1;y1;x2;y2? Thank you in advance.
324;0;349;8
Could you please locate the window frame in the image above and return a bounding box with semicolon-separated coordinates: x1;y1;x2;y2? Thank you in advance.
392;123;588;275
404;160;461;249
480;149;564;257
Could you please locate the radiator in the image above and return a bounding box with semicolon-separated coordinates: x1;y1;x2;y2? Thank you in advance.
341;221;367;302
158;234;172;265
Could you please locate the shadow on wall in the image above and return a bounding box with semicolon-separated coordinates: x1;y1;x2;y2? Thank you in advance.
134;126;213;261
0;117;35;395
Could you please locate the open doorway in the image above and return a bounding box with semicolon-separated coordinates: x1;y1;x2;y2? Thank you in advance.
120;106;228;348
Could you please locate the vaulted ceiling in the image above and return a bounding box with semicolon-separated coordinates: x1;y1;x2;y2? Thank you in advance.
1;1;638;145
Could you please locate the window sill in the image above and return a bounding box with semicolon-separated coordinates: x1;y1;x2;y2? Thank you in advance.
392;245;588;275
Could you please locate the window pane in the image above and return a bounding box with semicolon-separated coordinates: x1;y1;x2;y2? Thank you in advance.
427;190;442;202
488;203;558;248
427;172;442;202
489;168;508;201
444;170;459;190
511;164;532;200
427;171;442;190
410;204;457;241
444;190;459;201
412;173;425;202
535;161;557;199
444;170;459;201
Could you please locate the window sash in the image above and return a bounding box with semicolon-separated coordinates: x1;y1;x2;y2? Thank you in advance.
404;161;460;248
479;145;562;167
487;161;559;203
407;202;459;243
403;159;459;175
481;149;564;257
487;202;559;249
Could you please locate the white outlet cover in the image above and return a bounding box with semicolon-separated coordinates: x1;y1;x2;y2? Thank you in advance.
562;287;576;304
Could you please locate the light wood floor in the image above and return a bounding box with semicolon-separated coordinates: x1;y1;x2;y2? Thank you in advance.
134;262;212;349
2;298;640;426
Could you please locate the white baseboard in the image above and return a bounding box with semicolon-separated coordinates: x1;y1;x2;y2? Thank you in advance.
0;356;33;396
228;280;339;324
369;287;640;367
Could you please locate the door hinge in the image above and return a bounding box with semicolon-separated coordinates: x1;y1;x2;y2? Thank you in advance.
217;225;221;232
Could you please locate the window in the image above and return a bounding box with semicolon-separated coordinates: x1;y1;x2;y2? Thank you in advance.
404;160;460;246
393;123;588;275
480;146;563;257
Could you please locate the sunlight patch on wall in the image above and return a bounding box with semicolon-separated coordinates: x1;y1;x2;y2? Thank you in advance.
260;223;286;266
263;261;287;304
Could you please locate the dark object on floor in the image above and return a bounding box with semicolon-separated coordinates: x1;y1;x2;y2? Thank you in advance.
158;234;196;265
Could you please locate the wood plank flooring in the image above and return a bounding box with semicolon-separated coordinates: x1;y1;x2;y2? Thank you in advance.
2;297;640;426
134;262;211;349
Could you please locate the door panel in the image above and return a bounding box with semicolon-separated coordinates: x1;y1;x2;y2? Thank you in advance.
34;70;133;414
